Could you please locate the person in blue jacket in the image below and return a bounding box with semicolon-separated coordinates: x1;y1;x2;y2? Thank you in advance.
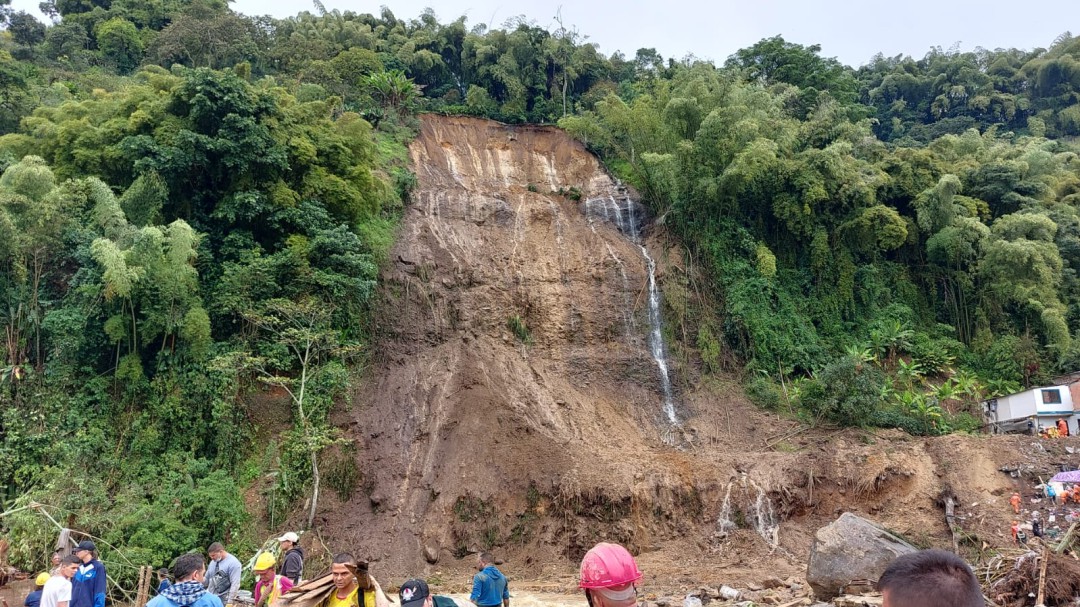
71;541;106;607
469;552;509;607
157;569;172;595
147;554;222;607
25;572;51;607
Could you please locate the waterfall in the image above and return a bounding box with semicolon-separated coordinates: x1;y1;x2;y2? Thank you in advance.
716;482;736;534
584;193;679;425
749;479;780;549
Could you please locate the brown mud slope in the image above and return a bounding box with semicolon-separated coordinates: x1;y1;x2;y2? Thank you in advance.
319;115;1055;590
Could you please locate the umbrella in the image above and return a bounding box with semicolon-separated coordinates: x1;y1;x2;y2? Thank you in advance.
1050;470;1080;483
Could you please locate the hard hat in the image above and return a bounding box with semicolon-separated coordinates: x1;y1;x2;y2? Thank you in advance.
579;543;642;589
254;552;277;572
36;573;51;586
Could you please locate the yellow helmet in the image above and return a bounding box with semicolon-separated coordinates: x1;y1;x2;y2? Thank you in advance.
36;573;51;586
254;552;277;572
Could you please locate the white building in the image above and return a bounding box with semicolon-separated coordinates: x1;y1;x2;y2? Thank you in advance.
983;384;1080;434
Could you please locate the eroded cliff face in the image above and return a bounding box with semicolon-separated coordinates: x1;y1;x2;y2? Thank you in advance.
318;116;1022;587
330;116;693;562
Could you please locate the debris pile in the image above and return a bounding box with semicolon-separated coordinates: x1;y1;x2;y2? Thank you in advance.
990;550;1080;606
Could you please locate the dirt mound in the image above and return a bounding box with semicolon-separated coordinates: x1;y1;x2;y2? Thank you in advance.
312;115;1074;592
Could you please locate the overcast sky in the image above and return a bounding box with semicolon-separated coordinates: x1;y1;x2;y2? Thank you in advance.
10;0;1076;67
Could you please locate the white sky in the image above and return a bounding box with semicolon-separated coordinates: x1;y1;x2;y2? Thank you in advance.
10;0;1077;67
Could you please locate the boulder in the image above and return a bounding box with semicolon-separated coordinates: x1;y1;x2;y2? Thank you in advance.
806;512;917;600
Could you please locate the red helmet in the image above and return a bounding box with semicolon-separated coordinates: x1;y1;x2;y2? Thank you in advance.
579;543;643;589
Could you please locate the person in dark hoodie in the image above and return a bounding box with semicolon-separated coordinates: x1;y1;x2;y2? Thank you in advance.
277;533;304;585
469;552;509;607
71;541;106;607
147;554;222;607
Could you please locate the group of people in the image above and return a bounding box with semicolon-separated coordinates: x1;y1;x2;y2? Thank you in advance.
4;538;984;607
1037;417;1072;439
2;541;105;607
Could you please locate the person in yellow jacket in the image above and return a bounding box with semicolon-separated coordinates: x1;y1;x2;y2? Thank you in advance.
320;554;391;607
253;553;293;607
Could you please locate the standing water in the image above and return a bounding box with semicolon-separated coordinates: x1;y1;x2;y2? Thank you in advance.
584;194;679;425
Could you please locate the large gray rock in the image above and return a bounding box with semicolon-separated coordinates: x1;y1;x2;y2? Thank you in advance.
806;512;917;600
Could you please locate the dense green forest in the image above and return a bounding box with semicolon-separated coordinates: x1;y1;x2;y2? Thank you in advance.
1;0;1080;582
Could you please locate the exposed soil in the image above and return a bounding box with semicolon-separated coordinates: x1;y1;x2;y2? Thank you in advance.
299;115;1080;599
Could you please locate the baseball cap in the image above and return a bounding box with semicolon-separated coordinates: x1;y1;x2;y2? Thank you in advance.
398;579;430;607
277;532;299;543
76;540;96;552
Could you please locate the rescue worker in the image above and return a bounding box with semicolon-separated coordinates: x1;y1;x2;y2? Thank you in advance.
25;572;51;607
1059;418;1069;437
579;543;642;607
321;553;392;607
1011;521;1019;543
253;552;293;607
1010;492;1021;514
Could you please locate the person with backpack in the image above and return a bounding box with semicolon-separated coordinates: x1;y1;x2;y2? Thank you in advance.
204;543;242;607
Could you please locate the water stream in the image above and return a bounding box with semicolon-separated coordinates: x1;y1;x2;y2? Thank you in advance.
715;477;781;549
584;194;678;425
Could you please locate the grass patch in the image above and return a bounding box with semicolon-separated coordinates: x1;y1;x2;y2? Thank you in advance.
507;314;532;344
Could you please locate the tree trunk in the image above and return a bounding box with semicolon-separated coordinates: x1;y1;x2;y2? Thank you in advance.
307;448;320;530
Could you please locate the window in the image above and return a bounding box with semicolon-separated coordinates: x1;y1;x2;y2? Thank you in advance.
1042;389;1063;404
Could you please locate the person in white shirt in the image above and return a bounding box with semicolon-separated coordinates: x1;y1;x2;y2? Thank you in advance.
42;556;80;607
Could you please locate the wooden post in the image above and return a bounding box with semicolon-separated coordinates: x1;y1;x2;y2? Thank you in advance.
135;565;152;607
1035;548;1049;607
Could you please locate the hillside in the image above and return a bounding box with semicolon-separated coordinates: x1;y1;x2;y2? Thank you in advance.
3;5;1080;599
308;115;1050;590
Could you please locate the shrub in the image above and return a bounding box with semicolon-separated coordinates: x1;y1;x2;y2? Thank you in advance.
746;375;784;411
800;357;887;427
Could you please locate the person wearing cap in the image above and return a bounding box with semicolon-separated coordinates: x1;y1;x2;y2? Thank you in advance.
146;553;222;607
399;579;474;607
42;556;81;607
469;553;508;607
253;552;293;607
24;572;51;607
579;543;642;607
71;541;105;607
277;533;304;585
204;543;242;607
